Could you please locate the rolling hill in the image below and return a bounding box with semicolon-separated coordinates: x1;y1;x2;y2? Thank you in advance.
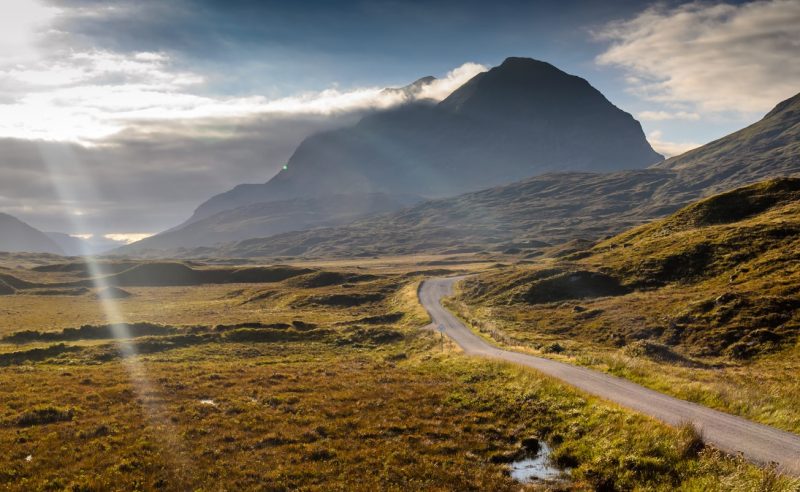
460;177;800;360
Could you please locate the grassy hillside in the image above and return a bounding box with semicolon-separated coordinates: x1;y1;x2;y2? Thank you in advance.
456;178;800;432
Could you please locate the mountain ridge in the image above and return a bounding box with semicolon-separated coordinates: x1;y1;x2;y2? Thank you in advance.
173;90;800;259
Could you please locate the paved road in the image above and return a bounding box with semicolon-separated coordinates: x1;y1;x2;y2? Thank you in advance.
420;276;800;475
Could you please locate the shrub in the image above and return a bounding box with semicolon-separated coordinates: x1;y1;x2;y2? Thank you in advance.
16;406;74;427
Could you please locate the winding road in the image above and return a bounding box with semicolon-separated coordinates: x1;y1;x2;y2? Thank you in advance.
420;277;800;475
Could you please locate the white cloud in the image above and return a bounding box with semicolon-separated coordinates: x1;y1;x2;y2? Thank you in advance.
417;62;487;100
647;130;701;158
0;49;484;142
637;110;700;121
596;0;800;114
0;0;61;61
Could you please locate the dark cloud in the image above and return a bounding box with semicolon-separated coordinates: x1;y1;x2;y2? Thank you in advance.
0;111;362;235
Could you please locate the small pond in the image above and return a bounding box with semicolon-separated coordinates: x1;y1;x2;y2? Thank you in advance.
509;442;565;483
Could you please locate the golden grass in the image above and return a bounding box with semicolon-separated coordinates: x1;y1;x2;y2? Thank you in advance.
0;256;796;490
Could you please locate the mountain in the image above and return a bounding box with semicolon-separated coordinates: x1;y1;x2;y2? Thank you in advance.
45;232;122;256
647;92;800;206
184;57;661;224
122;57;662;255
118;193;422;254
380;76;437;100
0;213;63;254
194;91;800;259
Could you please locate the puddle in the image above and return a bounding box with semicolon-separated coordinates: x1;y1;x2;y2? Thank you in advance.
199;399;217;406
509;443;563;483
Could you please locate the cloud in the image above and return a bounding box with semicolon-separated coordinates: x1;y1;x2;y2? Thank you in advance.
637;110;700;121
417;62;487;100
647;130;701;158
104;233;153;244
596;0;800;114
0;0;61;61
0;47;484;142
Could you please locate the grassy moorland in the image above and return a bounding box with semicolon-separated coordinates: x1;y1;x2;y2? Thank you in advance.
0;254;795;490
456;178;800;434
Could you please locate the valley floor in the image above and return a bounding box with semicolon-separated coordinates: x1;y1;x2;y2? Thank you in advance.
0;255;796;490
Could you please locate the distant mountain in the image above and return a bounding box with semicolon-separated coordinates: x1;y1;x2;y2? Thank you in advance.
380;76;437;100
185;57;661;224
117;192;422;254
0;213;63;254
195;91;800;259
46;232;121;256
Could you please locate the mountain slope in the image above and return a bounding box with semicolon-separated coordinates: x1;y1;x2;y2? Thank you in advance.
202;91;800;259
119;193;422;253
647;91;800;207
212;170;674;258
461;177;800;360
186;57;661;224
0;213;63;254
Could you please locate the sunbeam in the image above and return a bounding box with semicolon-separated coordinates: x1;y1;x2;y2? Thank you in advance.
33;140;189;471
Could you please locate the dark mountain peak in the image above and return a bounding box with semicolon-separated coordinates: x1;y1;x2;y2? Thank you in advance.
498;56;565;74
412;75;436;85
439;56;618;121
381;75;437;100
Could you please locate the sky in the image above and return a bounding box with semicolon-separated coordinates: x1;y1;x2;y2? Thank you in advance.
0;0;798;243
